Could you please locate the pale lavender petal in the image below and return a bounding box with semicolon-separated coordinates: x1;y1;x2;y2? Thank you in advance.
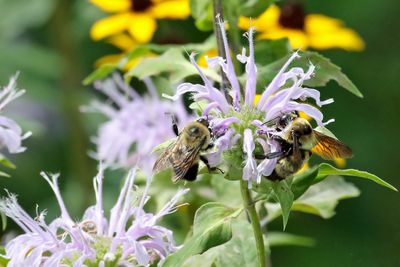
243;27;257;106
257;51;300;109
243;129;258;187
217;18;241;109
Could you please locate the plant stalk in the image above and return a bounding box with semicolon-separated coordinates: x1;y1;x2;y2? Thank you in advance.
212;0;232;104
240;180;267;267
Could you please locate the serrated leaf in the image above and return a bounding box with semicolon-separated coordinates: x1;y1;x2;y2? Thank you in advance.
254;39;291;66
183;220;267;267
268;232;315;247
291;166;319;199
237;0;275;17
189;0;214;31
125;48;220;84
271;180;293;229
83;64;117;85
266;176;360;221
163;202;243;267
215;220;266;267
256;51;363;97
315;163;397;191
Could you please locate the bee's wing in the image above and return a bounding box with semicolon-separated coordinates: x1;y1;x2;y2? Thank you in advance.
169;141;203;183
312;131;353;160
153;142;176;173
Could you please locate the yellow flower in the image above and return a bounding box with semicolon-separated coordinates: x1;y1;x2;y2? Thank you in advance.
239;3;364;51
94;33;154;71
90;0;190;43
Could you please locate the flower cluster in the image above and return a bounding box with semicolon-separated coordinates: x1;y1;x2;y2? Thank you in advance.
0;166;188;266
165;20;334;188
83;74;192;171
0;73;31;154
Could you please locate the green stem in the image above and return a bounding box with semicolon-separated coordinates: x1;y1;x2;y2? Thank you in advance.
212;0;232;104
240;180;267;267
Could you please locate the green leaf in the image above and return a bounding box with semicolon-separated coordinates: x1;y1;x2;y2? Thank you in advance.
125;48;220;84
0;154;15;169
163;202;243;267
215;220;266;267
271;180;293;229
256;51;363;97
266;176;360;221
183;220;267;267
82;64;117;85
254;39;291;66
268;232;315;247
315;163;397;191
291;166;319;199
0;246;8;266
237;0;275;17
189;0;214;31
1;212;7;231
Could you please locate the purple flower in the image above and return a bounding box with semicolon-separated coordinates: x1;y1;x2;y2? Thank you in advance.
83;74;193;172
0;165;189;266
0;73;31;154
165;20;333;188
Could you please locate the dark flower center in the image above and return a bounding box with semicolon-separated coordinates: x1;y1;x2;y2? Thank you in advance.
278;3;306;29
131;0;153;12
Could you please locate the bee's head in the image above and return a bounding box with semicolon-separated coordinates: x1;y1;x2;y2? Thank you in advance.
291;117;312;136
277;111;298;129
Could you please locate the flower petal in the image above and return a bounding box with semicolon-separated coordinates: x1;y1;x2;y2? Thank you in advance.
90;0;131;13
107;33;137;51
127;14;157;43
150;0;190;19
90;13;133;41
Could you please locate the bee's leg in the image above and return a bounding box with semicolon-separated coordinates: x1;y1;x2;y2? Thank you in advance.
199;155;224;174
166;113;179;136
291;131;301;161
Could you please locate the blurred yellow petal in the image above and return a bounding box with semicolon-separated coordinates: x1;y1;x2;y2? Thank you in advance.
150;0;190;19
95;54;123;68
334;158;346;168
239;5;280;31
90;13;133;40
127;14;157;43
305;14;343;34
308;28;365;51
253;94;261;105
123;52;157;71
90;0;131;13
197;49;218;68
107;33;137;51
258;28;309;50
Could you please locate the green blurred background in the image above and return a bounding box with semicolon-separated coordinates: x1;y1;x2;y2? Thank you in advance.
0;0;399;266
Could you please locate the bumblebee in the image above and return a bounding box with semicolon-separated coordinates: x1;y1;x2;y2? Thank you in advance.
264;113;353;180
153;116;215;182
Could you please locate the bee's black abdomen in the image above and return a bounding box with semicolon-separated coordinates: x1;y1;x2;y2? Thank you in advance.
182;163;199;181
265;171;285;181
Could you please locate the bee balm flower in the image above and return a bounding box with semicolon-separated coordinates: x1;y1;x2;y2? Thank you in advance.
165;20;334;188
0;166;188;266
0;73;31;154
83;74;193;171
